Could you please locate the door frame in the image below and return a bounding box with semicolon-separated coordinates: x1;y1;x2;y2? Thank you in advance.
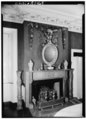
71;49;82;99
3;27;18;102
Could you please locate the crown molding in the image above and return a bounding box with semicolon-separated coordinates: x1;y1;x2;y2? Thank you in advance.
2;5;83;33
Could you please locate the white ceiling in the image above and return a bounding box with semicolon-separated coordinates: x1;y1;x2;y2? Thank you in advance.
42;5;84;17
26;4;84;18
1;4;84;33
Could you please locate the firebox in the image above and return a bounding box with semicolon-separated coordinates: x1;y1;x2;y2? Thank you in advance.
32;78;63;102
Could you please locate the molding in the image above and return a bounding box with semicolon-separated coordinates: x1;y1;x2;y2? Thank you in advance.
2;5;83;33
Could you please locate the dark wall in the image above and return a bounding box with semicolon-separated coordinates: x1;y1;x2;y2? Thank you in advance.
68;31;82;68
69;31;82;49
3;21;82;71
23;21;69;71
3;21;24;71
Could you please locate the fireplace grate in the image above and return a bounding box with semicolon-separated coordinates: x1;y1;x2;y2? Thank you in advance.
38;98;64;111
38;103;63;111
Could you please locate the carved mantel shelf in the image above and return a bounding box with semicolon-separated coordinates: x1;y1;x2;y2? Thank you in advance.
33;69;70;81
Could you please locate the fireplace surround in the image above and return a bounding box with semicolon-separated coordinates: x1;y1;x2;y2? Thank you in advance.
25;66;73;109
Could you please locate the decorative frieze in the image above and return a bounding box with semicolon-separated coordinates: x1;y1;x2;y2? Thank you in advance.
2;5;82;33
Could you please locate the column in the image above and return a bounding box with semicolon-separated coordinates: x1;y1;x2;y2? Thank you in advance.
25;71;33;109
25;60;34;109
69;69;73;99
17;71;22;110
63;70;68;102
25;71;29;108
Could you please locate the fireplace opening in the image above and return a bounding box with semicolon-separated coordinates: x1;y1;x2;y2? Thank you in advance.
32;78;63;104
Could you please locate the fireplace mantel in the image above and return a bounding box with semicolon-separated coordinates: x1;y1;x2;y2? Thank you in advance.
25;69;73;109
33;70;68;81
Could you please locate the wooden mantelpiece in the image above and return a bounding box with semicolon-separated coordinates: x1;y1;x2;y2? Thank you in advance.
25;69;73;109
33;70;66;80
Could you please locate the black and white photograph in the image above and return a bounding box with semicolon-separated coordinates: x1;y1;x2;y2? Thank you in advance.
1;1;85;118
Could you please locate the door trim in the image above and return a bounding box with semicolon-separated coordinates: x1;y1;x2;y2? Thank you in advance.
3;27;18;102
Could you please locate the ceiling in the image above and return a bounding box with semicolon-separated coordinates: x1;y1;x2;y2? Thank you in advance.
41;5;84;17
1;4;84;33
27;5;84;18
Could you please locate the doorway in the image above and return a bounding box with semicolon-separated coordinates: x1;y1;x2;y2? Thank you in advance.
71;49;82;99
3;27;17;103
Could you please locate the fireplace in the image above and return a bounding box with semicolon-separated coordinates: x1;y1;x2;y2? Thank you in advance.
25;69;73;109
32;78;63;102
32;78;64;110
16;24;74;112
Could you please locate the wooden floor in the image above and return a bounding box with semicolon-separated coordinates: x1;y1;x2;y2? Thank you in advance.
2;98;82;118
2;102;32;117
